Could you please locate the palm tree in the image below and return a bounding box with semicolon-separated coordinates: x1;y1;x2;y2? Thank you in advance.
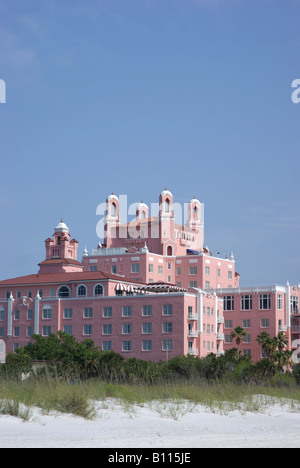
231;326;247;356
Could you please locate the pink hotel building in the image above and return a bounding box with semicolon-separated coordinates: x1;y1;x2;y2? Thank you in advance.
0;189;299;363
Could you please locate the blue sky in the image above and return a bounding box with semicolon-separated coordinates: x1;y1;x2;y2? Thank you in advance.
0;0;299;286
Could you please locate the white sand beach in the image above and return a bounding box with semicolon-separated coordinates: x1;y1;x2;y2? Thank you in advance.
0;398;299;449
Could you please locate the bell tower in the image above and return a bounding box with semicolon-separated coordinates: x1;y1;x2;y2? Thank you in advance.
39;220;83;274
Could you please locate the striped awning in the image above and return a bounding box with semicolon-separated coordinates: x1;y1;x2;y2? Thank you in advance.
115;283;127;291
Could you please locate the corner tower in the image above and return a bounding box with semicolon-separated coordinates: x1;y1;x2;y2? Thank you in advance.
39;220;83;274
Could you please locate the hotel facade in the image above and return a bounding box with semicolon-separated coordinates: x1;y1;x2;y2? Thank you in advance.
0;189;299;363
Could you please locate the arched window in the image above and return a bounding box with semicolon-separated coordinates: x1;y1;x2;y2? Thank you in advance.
111;202;117;217
141;210;146;219
167;245;173;256
165;198;170;213
77;285;87;297
94;284;104;296
58;286;71;298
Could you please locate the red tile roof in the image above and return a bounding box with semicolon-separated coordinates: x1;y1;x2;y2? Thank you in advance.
0;271;146;287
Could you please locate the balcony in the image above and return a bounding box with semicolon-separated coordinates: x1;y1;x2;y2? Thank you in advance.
279;325;288;332
291;326;300;333
188;331;198;338
188;348;199;356
188;314;198;321
217;316;224;324
217;333;224;341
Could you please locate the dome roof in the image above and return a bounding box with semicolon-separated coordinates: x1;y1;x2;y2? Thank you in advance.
190;196;201;205
107;193;119;201
54;219;70;233
137;201;149;210
160;188;173;198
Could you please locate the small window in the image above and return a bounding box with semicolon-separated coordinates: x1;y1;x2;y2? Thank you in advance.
58;286;70;298
78;285;87;297
95;284;104;296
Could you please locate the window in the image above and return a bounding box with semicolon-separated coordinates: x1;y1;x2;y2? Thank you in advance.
228;271;232;280
43;307;52;319
123;306;132;317
158;266;163;275
243;319;251;328
17;291;21;299
162;339;172;351
0;328;3;338
149;264;153;273
103;341;112;351
225;320;233;329
189;281;198;288
131;264;139;273
168;262;171;270
163;305;172;316
84;308;93;318
205;266;210;275
291;296;299;314
78;285;87;297
111;265;117;274
0;308;4;321
94;284;104;296
176;267;181;276
5;291;10;300
225;335;233;343
28;310;33;320
142;305;152;316
64;326;72;335
190;266;198;275
165;199;170;213
122;341;132;352
163;322;173;333
261;318;270;328
83;325;93;335
142;323;152;334
28;290;32;298
241;295;252;310
122;323;132;334
224;295;234;311
27;327;33;337
142;340;152;351
103;324;112;335
103;307;112;317
64;308;73;319
14;310;20;320
205;281;210;289
277;294;283;310
43;326;51;336
207;307;210;317
14;327;20;337
39;289;43;298
259;294;271;310
90;266;97;272
58;286;70;298
243;335;251;343
111;202;117;217
217;269;220;277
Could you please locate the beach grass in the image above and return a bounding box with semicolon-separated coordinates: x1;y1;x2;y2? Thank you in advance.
1;377;300;419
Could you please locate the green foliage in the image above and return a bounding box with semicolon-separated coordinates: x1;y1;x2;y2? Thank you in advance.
0;331;298;387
